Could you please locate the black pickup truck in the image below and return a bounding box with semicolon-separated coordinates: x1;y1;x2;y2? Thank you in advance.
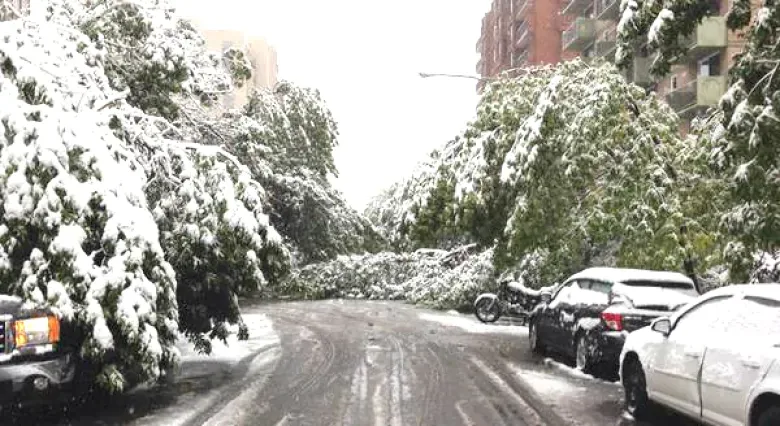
0;295;78;405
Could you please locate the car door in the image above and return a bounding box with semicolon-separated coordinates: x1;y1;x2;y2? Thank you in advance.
559;279;611;355
646;295;733;419
539;280;576;351
700;296;780;426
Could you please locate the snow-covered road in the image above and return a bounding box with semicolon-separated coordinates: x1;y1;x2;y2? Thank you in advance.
16;300;697;426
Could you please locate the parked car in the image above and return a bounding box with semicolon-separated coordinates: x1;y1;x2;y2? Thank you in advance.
528;267;698;374
0;295;80;406
620;284;780;426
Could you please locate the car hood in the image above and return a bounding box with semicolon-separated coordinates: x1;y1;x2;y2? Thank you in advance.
612;283;696;311
0;295;23;317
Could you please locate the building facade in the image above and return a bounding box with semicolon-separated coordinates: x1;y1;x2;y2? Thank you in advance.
477;0;747;131
560;0;741;131
197;27;279;109
477;0;575;91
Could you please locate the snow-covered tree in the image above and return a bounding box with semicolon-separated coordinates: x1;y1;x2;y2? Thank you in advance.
0;0;289;392
283;245;497;311
369;61;718;285
615;0;780;281
180;84;386;266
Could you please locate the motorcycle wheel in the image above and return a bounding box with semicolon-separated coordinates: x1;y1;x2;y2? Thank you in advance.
474;297;501;323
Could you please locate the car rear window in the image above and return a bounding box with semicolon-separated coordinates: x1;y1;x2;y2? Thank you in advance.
620;279;693;290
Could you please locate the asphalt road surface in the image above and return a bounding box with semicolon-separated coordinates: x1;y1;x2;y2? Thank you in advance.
16;300;698;426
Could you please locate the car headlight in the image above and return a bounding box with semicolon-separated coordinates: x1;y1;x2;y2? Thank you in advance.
13;316;60;348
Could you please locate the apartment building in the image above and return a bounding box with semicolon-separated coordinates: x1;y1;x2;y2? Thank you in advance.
560;0;741;131
197;27;279;109
476;0;574;91
0;0;30;21
478;0;746;131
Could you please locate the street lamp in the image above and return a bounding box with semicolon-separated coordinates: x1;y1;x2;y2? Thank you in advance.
418;72;484;81
419;67;534;82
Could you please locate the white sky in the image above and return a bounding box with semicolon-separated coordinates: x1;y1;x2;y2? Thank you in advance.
177;0;489;209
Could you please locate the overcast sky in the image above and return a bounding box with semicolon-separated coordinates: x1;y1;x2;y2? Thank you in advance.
177;0;489;209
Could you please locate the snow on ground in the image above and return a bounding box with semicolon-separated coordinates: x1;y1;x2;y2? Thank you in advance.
418;312;528;336
177;313;279;365
511;363;623;426
134;313;281;426
541;357;609;382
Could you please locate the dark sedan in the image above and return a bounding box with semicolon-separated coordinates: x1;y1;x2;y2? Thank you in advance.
528;267;699;375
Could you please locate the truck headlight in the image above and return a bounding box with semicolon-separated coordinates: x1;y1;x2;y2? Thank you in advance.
13;316;60;348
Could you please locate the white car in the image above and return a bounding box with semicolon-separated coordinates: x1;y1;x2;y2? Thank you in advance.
619;284;780;426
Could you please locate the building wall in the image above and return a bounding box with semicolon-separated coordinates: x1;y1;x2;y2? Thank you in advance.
196;26;279;109
477;0;568;90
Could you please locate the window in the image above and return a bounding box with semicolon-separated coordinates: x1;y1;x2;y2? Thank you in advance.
621;280;694;290
699;53;721;77
584;280;613;295
670;75;678;90
721;296;780;338
672;296;732;337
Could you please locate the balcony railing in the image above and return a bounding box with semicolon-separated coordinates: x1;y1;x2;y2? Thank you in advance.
595;26;618;58
514;0;529;18
513;50;530;67
667;75;727;116
595;0;620;20
562;18;597;51
628;56;653;86
682;17;728;60
561;0;592;17
516;22;530;48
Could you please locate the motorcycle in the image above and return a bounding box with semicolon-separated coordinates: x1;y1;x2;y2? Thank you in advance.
474;279;543;324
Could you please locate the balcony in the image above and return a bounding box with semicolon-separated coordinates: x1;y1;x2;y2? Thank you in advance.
595;26;618;58
515;0;529;19
595;0;620;20
516;22;530;49
561;0;592;17
628;56;653;86
513;50;530;67
667;75;727;116
563;18;597;51
682;17;728;60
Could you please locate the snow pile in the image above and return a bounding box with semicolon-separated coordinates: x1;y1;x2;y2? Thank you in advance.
419;312;528;335
283;246;500;311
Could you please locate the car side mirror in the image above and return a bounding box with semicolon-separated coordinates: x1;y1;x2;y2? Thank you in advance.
651;317;672;336
540;290;552;304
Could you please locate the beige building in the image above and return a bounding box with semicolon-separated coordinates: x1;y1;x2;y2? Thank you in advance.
0;0;30;21
559;0;746;132
197;27;279;109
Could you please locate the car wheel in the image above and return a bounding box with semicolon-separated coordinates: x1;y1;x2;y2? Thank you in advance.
757;406;780;426
623;357;650;420
529;321;544;354
575;334;594;373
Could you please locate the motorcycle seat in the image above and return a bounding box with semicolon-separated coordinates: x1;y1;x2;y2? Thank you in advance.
507;281;525;292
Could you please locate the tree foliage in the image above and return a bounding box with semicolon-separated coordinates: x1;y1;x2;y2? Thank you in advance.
368;61;719;285
615;0;780;281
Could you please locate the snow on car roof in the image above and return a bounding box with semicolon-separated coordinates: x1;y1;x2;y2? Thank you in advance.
568;267;694;286
706;283;780;301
